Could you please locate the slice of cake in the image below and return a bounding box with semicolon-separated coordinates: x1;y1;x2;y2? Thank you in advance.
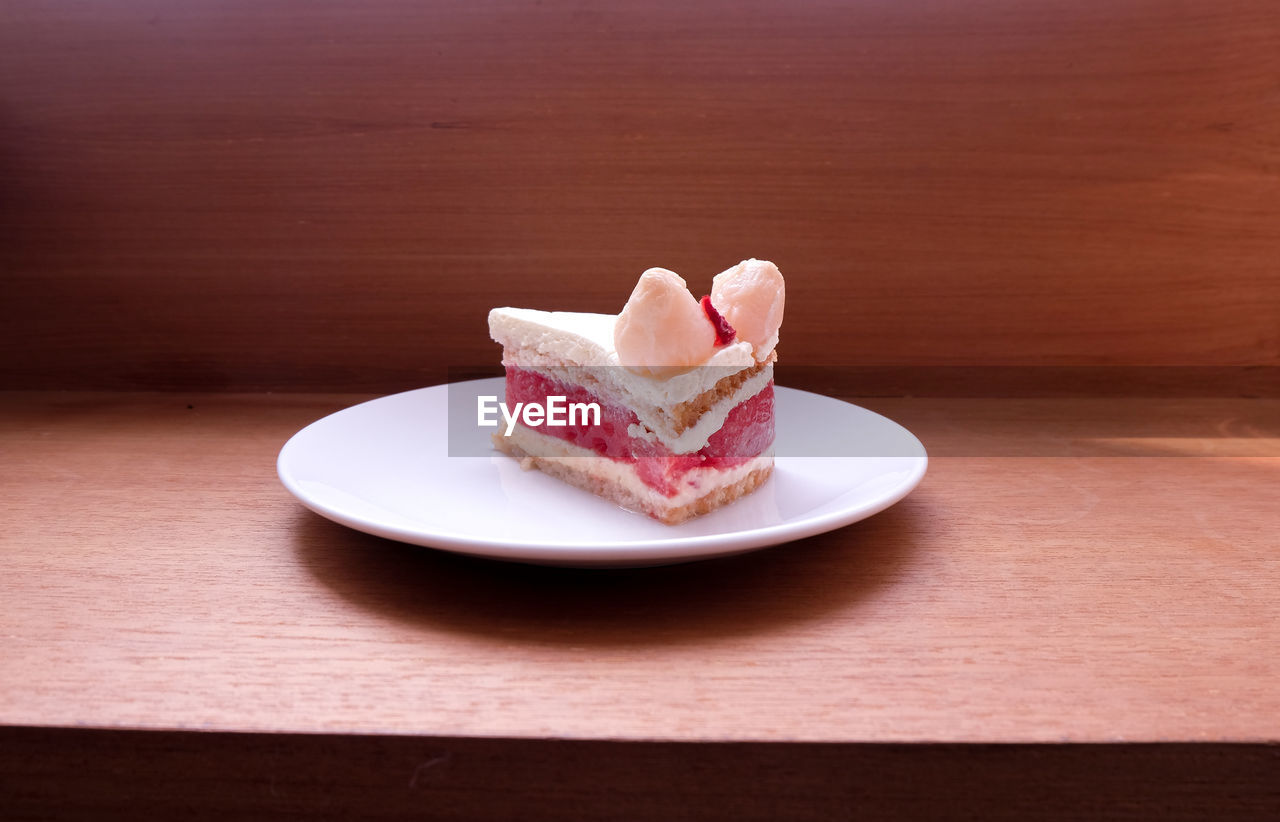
488;259;785;524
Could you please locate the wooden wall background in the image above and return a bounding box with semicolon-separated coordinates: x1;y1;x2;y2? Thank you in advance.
2;0;1277;392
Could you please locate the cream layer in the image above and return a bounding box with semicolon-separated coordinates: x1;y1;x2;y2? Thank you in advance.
497;424;775;512
508;360;772;455
488;307;758;406
623;364;773;454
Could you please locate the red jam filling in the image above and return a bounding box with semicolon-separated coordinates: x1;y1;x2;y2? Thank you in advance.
504;366;774;497
699;295;737;346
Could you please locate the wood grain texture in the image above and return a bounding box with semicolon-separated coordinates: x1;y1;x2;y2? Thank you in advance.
2;390;1278;813
2;1;1279;391
2;391;1277;744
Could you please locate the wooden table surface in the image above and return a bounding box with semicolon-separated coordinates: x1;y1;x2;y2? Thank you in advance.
3;390;1277;818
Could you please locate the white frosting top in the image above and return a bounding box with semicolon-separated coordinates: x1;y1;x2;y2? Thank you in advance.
488;307;760;407
488;308;619;368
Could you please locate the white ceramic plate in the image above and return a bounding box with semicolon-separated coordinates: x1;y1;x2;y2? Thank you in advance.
277;378;927;567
